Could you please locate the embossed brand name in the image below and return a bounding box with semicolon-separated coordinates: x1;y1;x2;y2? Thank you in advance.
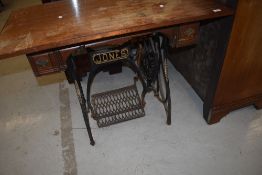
92;48;129;65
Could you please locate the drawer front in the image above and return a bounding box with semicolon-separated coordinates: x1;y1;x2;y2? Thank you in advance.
27;46;86;76
176;23;199;47
28;52;61;76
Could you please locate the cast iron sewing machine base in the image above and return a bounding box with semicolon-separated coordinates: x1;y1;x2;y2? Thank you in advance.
65;33;171;146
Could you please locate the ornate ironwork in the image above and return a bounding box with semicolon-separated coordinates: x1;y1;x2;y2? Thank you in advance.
66;33;171;146
91;84;145;128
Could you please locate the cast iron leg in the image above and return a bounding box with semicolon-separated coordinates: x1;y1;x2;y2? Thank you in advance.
74;79;95;145
86;66;103;112
156;75;171;125
165;80;171;125
125;59;148;106
156;34;172;125
161;64;171;125
67;56;95;146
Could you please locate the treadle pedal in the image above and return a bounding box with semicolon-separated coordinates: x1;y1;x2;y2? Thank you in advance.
91;84;145;128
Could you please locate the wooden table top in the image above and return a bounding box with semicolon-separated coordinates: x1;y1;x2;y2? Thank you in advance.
0;0;233;59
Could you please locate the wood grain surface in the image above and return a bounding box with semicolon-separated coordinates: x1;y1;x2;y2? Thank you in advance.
213;0;262;109
0;0;233;59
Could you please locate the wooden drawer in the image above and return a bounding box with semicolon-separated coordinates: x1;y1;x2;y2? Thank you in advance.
28;52;62;76
176;23;199;47
27;46;77;76
27;46;86;76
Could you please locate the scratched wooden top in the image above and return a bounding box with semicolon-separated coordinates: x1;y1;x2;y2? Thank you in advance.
0;0;233;59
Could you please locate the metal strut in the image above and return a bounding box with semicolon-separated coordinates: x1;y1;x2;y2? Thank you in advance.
138;33;171;125
157;34;171;125
66;56;95;146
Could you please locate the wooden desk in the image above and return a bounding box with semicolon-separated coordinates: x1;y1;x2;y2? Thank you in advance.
0;0;233;130
0;0;233;80
0;0;232;59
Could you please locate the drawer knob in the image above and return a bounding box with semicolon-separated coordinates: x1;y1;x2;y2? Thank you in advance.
184;28;195;38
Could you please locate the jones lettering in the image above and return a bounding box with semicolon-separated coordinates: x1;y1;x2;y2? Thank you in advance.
92;48;129;65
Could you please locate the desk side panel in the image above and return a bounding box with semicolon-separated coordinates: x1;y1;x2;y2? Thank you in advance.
169;0;237;123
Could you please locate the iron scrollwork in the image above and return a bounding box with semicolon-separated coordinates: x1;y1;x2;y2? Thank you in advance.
138;33;171;125
66;33;171;145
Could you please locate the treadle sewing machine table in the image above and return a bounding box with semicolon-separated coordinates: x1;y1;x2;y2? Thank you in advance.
0;0;233;145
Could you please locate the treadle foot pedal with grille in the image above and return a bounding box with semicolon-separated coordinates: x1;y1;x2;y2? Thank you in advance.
91;84;145;128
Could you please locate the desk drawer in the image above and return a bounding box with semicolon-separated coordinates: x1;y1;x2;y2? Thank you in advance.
27;46;87;76
28;52;62;76
176;23;199;47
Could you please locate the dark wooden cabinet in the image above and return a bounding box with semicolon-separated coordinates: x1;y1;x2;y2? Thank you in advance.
211;0;262;123
171;0;262;124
